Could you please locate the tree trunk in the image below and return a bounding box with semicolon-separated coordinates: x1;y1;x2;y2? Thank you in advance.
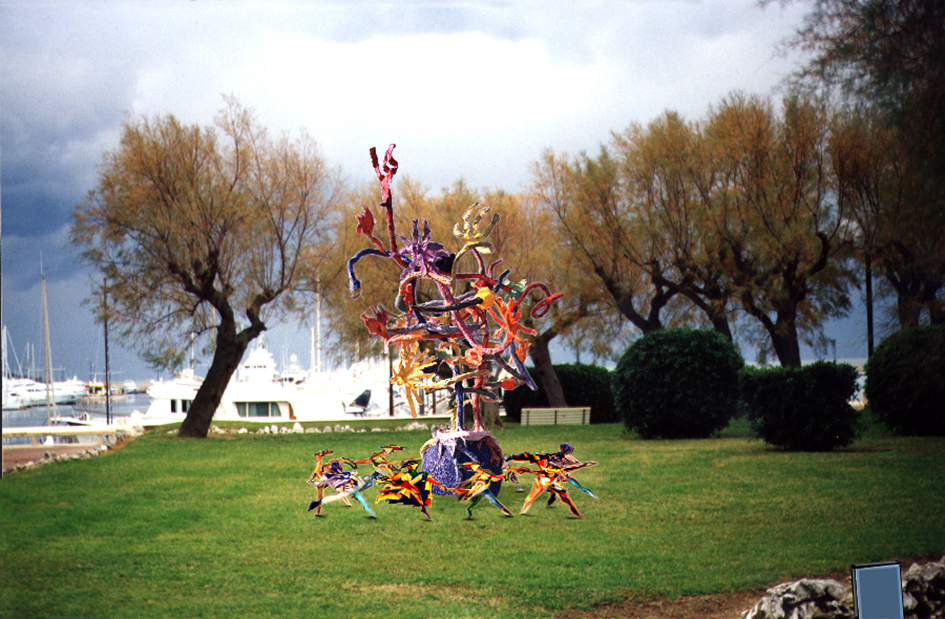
178;319;257;438
682;289;733;341
930;301;945;325
886;268;926;328
741;291;803;368
896;293;922;328
865;253;875;356
768;319;802;368
479;398;503;430
529;332;567;408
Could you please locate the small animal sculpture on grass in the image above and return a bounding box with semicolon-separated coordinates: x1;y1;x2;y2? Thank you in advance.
544;443;600;505
306;449;335;516
363;444;443;520
451;461;513;519
374;457;444;520
506;445;599;518
307;454;380;519
305;442;599;520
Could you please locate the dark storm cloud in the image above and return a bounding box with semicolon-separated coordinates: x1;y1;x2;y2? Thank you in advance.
1;3;138;239
1;229;83;291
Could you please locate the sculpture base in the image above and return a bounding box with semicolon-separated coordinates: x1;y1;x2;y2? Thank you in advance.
420;428;504;496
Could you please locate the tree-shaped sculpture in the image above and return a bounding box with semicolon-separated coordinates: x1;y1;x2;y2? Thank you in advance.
346;144;561;493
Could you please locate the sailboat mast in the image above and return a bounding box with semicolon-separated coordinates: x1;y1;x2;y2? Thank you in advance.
103;278;111;425
2;325;9;379
42;273;55;424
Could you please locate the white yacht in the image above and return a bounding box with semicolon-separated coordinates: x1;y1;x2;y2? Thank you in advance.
139;343;409;426
1;376;87;408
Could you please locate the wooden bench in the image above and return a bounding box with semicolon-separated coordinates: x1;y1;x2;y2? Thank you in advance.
520;407;590;426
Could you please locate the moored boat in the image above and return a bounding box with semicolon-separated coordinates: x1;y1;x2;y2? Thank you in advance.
2;376;87;408
138;343;416;426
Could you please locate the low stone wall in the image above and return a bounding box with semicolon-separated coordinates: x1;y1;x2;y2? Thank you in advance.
741;556;945;619
204;420;432;435
902;558;945;618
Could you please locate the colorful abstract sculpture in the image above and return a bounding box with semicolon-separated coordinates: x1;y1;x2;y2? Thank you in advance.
451;461;513;519
306;449;336;516
373;457;443;520
305;442;598;519
506;445;599;518
307;455;380;518
545;443;600;505
345;144;561;496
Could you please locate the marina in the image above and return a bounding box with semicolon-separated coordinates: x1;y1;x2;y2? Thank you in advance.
1;392;150;440
3;349;451;446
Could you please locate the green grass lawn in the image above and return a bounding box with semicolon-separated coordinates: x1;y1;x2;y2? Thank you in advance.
2;419;943;619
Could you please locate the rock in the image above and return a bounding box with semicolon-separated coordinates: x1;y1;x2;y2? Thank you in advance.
322;425;333;433
238;428;248;434
292;423;303;433
401;421;429;431
741;579;851;619
902;556;945;617
904;591;918;612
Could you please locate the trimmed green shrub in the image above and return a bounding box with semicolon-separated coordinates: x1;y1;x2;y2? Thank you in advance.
740;361;861;451
501;363;616;423
612;328;743;439
865;326;945;436
557;363;618;424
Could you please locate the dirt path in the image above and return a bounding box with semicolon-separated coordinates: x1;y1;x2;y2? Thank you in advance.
2;433;138;474
2;445;97;472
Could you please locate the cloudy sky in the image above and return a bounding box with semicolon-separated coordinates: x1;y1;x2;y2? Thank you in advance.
1;0;873;384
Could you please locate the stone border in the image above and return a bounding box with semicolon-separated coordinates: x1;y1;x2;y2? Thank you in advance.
741;556;945;619
2;427;144;475
201;421;433;435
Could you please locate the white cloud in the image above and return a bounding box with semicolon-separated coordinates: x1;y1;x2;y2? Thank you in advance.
3;0;850;382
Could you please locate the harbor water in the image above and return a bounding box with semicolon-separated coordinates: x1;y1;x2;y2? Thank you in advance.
1;393;151;446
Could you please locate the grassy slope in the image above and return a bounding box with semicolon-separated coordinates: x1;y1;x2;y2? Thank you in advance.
1;421;943;619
